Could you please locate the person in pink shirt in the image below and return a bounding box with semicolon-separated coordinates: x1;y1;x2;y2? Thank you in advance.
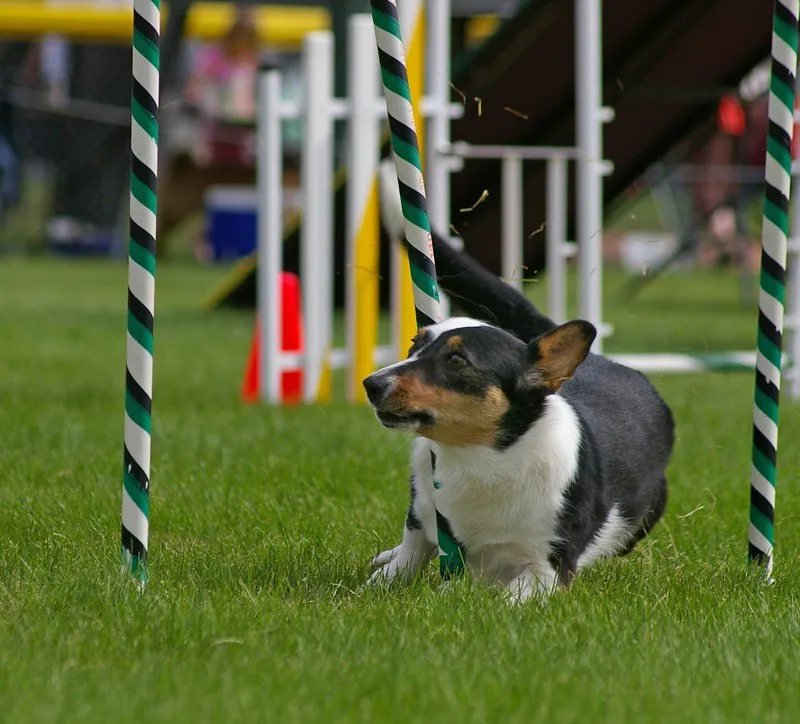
186;6;260;165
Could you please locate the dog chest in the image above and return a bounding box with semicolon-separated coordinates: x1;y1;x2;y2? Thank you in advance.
432;461;566;560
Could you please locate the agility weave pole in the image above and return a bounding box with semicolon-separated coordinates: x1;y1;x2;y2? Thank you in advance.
749;0;799;578
349;4;439;403
370;0;465;577
122;0;160;583
393;0;426;369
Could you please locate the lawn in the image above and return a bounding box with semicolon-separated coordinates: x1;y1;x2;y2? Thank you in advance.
1;258;799;723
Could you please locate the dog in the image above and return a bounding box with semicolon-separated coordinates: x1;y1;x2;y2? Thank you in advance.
364;161;675;601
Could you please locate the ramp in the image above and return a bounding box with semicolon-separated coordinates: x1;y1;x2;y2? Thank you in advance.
208;0;773;309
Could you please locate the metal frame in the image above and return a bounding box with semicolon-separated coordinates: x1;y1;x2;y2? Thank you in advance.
439;142;575;325
255;11;464;403
257;1;799;397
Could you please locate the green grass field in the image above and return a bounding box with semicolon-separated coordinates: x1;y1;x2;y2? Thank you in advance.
2;258;799;723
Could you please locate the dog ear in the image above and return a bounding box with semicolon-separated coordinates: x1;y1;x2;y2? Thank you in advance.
525;321;596;392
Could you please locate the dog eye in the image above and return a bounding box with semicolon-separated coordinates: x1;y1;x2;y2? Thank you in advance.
448;353;467;368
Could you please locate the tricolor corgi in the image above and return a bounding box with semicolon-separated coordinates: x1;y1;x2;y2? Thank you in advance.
365;161;674;601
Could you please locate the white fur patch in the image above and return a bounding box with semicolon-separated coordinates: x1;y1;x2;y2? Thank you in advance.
505;566;558;603
427;394;582;595
426;317;489;338
373;317;489;380
577;506;632;569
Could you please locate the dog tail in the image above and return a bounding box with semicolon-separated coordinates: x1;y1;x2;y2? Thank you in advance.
378;158;555;340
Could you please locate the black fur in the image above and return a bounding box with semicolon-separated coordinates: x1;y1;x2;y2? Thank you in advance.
556;355;674;579
405;474;423;531
395;232;674;581
430;230;556;341
405;325;531;400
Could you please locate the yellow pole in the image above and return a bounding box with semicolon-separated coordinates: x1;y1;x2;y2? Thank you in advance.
351;180;381;402
316;359;333;404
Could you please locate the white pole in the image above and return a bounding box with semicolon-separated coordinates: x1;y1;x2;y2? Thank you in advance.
257;68;284;403
427;0;451;236
397;0;421;39
546;156;568;324
501;154;524;291
346;15;380;401
427;0;452;319
301;32;335;402
576;0;604;352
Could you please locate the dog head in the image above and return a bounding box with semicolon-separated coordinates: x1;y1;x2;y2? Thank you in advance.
363;317;596;448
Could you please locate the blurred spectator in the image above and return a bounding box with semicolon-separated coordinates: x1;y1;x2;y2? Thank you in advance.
187;6;259;122
0;69;21;219
694;94;763;276
185;5;260;168
46;41;131;254
737;94;768;271
42;0;134;254
39;0;73;109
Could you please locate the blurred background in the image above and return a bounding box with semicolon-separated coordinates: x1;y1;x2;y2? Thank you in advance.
0;0;793;382
1;1;526;260
0;1;776;276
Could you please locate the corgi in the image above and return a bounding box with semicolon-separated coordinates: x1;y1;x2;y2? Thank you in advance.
365;160;674;601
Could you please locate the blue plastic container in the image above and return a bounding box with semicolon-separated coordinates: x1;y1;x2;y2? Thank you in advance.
204;186;259;261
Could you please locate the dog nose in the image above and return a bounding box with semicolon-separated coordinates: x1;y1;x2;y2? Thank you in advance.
363;373;390;403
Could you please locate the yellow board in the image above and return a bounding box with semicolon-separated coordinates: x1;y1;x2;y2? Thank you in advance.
396;4;426;361
351;178;381;404
0;2;329;48
395;247;417;359
316;354;333;405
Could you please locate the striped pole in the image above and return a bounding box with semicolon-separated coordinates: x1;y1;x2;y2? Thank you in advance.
122;0;160;583
370;0;465;577
749;0;799;578
392;0;426;361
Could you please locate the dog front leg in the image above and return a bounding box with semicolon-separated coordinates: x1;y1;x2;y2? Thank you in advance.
368;468;438;586
504;563;559;604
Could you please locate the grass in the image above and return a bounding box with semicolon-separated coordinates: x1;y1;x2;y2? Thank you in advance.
2;258;800;723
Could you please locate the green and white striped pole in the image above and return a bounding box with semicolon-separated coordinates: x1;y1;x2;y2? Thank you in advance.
122;0;160;583
749;0;798;578
370;0;464;577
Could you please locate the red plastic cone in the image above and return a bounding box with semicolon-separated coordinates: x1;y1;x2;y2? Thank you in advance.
241;272;304;404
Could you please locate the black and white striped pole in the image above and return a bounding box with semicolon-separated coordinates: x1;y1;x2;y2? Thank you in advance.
122;0;160;583
748;0;799;579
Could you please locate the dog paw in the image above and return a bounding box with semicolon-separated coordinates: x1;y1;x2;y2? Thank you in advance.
370;545;402;570
367;547;421;587
504;569;556;605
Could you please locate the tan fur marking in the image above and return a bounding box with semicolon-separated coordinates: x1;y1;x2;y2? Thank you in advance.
389;377;509;447
447;335;462;350
410;327;431;349
534;322;593;391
